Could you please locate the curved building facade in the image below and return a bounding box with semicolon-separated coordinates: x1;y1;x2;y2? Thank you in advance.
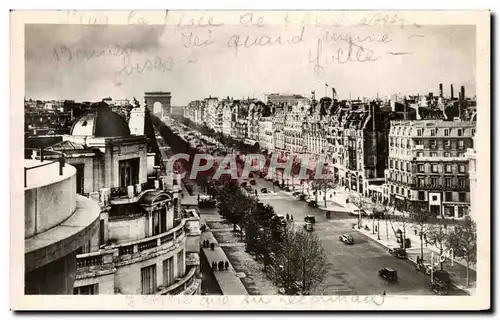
42;102;201;295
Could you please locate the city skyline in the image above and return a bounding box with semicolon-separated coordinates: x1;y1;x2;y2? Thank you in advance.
25;23;476;105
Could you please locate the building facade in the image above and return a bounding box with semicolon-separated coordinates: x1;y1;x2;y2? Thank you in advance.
24;154;101;294
386;119;476;218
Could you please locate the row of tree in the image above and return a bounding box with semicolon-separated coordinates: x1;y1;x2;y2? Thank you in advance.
207;179;329;295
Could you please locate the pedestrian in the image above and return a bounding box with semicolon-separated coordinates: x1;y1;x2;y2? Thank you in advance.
291;215;294;222
225;261;229;271
212;261;217;271
218;261;223;271
286;213;290;220
382;291;386;296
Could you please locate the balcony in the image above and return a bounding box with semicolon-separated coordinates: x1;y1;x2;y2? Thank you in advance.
114;220;186;264
76;250;117;280
108;182;150;205
158;266;200;295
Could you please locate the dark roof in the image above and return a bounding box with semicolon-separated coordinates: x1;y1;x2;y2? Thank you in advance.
70;102;131;137
139;190;172;205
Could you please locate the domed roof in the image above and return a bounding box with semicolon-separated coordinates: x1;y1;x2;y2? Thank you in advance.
71;102;131;137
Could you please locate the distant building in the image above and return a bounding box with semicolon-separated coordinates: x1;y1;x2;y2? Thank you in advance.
466;135;477;221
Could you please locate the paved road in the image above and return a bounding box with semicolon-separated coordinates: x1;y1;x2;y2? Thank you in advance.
249;176;440;295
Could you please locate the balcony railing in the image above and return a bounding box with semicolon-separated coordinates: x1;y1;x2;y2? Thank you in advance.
24;148;66;188
114;219;186;259
159;266;198;295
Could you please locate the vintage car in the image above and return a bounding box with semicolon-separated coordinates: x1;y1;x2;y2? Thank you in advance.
339;234;354;245
304;215;316;224
389;247;408;259
303;222;313;232
379;267;398;281
308;200;318;208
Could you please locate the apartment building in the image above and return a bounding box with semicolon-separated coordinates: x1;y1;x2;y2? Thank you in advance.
284;101;307;154
386;119;476;218
259;116;275;152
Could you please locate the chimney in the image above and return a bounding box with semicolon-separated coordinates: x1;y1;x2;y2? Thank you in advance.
332;87;336;100
460;86;465;101
450;84;454;100
439;83;443;98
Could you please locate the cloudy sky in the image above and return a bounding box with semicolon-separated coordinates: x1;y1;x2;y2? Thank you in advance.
25;21;475;105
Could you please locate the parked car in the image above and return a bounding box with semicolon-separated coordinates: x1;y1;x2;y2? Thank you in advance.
250;179;256;185
369;211;385;219
339;234;354;244
245;185;253;192
305;215;316;224
292;191;301;197
297;194;307;201
389;247;408;259
241;182;248;188
304;222;313;232
308;200;318;208
379;268;398;281
260;187;269;194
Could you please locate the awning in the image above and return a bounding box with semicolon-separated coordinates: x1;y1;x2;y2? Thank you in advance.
243;139;258;146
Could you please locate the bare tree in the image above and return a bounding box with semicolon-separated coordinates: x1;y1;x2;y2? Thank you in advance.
311;177;337;208
272;229;328;295
447;216;477;286
349;192;369;228
412;206;433;263
426;218;450;271
387;201;411;251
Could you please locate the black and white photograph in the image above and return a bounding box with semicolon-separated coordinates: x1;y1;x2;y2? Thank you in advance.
10;9;490;310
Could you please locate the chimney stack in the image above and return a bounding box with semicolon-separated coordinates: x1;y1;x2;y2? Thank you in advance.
439;83;443;98
332;87;336;100
450;84;454;100
460;86;465;101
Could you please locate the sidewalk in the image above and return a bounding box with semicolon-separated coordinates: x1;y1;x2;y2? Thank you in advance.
356;222;476;295
200;219;248;295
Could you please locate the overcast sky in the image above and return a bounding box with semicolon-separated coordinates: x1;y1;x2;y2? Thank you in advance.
25;22;475;105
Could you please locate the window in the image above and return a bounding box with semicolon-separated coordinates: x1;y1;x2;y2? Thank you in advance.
406;163;410;172
418;191;425;201
472;129;476;137
415;139;422;146
457;207;465;218
457;129;463;136
458;178;467;187
431;164;439;173
390;159;393;168
99;220;105;247
419;178;425;186
417;152;424;157
163;257;175;287
418;164;424;173
445;177;452;187
444;128;450;136
430;152;437;157
432;195;438;201
431;177;438;186
74;284;98;295
141;264;157;295
396;186;400;194
444;152;451;157
459;192;466;202
458;140;465;149
445;164;452;173
395;161;399;170
119;158;140;188
390;185;394;193
445;192;453;201
417;129;423;136
430;129;436;137
429;140;437;148
459;165;466;173
444;140;451;148
177;250;184;277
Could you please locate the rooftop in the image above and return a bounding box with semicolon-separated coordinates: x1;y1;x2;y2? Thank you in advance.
24;159;75;190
